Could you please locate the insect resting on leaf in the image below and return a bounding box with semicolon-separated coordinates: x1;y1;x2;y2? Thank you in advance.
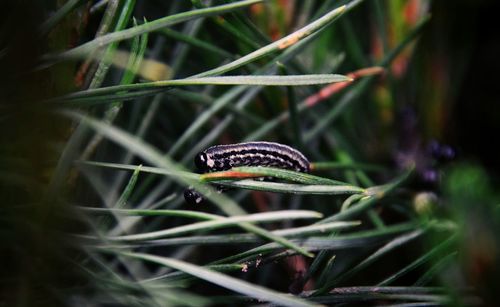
184;141;311;204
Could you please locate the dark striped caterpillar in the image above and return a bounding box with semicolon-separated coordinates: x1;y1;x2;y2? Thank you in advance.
184;141;310;204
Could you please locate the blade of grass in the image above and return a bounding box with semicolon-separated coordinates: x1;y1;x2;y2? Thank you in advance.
311;162;385;172
121;252;322;307
169;89;265;125
413;252;458;286
99;164;142;229
377;235;457;286
50;74;352;104
309;286;451;305
158;27;234;59
313;229;425;295
218;180;364;195
80;207;220;219
211;222;418;266
102;210;322;241
88;221;361;250
202;166;352;185
191;5;347;78
318;166;414;224
48;0;264;61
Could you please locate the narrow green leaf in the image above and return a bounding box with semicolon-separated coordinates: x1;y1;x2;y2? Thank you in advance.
319;167;414;224
313;229;425;295
90;221;362;250
219;180;365;195
414;252;458;286
116;165;140;208
378;235;457;286
50;74;351;103
79;207;221;220
204;166;351;185
122;252;322;307
192;5;347;78
212;223;418;265
105;210;322;241
50;0;264;61
158;27;234;59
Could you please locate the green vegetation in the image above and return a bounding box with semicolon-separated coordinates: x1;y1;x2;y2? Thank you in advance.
1;0;497;306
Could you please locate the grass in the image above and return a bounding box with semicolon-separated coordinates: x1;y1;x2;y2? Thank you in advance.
0;0;493;306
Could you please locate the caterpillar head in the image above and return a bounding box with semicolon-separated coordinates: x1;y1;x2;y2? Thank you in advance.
194;151;214;172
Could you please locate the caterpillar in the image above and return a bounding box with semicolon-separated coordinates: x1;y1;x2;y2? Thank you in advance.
184;141;310;204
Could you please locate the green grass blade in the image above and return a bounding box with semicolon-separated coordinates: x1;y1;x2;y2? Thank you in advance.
80;207;221;219
114;165;141;209
219;180;364;195
378;235;457;286
158;27;234;59
314;229;425;295
211;223;418;265
89;221;361;250
192;5;346;78
413;252;458;286
51;74;351;104
104;210;322;241
319;166;414;224
50;0;264;61
122;252;322;307
203;166;352;185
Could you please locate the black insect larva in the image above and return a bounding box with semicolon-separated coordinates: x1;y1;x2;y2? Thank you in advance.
194;141;310;173
184;142;310;204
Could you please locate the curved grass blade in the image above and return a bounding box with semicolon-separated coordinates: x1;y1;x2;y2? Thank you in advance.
104;210;322;241
308;286;452;306
50;74;352;103
79;207;221;220
313;229;426;295
377;235;457;286
202;166;351;185
212;223;418;266
88;221;362;250
121;252;322;307
50;0;264;61
219;180;364;195
318;166;414;224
